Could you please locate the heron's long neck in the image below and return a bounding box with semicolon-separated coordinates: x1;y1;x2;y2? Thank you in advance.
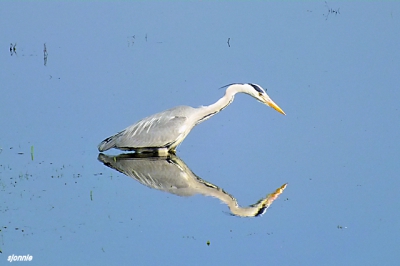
195;88;236;125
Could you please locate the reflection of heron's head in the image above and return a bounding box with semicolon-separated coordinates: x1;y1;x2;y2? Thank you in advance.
227;183;287;218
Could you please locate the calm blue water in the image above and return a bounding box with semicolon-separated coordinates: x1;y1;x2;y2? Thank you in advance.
1;2;400;265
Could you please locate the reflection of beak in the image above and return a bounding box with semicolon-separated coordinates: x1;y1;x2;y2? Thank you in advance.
262;95;286;115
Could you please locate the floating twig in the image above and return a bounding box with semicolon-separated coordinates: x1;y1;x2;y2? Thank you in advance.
324;1;340;20
10;43;17;56
43;43;48;66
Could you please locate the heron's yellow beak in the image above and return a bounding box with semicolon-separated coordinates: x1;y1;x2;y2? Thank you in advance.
269;101;286;115
263;96;286;115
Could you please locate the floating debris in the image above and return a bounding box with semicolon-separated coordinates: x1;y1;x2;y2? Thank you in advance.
206;240;210;246
30;146;34;161
127;35;135;47
10;43;17;56
324;1;340;20
90;190;93;201
43;43;48;66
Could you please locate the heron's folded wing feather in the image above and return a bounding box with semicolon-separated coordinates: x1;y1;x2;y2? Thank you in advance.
116;115;188;148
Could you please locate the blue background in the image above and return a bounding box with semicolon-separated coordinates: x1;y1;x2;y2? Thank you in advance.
1;2;399;265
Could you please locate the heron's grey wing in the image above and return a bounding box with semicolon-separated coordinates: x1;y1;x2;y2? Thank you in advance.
98;106;196;152
115;114;188;149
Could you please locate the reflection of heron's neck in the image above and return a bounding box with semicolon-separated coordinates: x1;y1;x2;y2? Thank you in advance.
195;178;238;207
195;179;264;217
195;86;238;125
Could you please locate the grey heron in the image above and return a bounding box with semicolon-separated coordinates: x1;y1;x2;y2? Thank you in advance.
98;153;287;217
98;83;285;154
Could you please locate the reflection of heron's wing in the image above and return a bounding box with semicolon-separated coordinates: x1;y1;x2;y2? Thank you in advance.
98;153;287;217
98;153;198;196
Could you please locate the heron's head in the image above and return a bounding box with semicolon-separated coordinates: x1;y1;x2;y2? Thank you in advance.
241;83;286;115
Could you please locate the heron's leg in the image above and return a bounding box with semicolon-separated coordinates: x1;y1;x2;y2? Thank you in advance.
156;148;169;156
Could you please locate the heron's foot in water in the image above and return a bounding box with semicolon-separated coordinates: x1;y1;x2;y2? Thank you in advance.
133;147;169;156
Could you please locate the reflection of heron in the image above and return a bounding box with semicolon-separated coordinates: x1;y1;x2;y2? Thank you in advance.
98;153;287;217
98;83;285;154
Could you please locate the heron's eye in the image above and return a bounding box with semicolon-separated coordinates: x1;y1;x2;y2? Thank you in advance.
258;92;262;97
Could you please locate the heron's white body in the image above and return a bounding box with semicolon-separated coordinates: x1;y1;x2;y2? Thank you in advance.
98;83;285;153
